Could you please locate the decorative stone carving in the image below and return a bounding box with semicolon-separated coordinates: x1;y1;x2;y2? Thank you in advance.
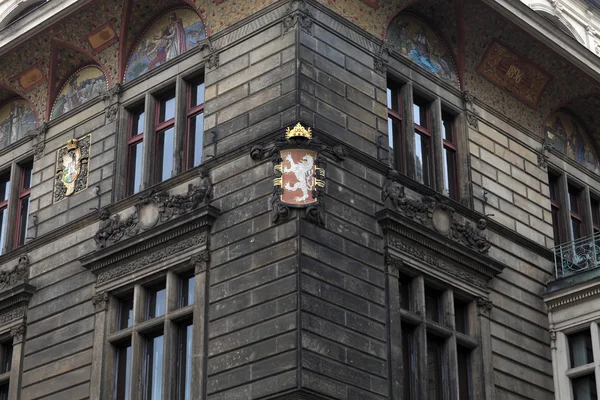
284;0;313;34
54;135;91;202
388;238;487;289
93;167;213;249
0;255;30;292
251;123;346;225
101;83;122;104
106;104;119;122
382;169;491;254
29;122;48;160
374;43;391;75
549;329;557;341
477;297;493;313
97;233;207;284
384;253;401;277
92;292;109;312
10;323;26;343
191;250;210;274
0;307;25;325
463;91;479;130
537;139;553;169
206;52;219;70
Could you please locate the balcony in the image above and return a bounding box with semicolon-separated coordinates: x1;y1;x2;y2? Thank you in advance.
554;232;600;278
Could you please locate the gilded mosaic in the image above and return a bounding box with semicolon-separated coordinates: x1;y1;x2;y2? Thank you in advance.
51;66;108;120
0;99;36;149
54;135;91;202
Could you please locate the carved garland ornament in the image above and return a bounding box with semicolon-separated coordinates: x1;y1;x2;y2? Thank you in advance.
54;135;91;202
250;123;346;226
283;0;313;34
94;166;213;249
0;255;30;292
0;307;26;325
382;169;491;254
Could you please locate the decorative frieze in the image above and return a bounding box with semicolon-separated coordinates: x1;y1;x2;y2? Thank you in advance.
0;307;25;325
54;135;91;202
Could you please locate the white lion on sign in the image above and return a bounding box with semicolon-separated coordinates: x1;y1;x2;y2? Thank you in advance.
283;153;315;202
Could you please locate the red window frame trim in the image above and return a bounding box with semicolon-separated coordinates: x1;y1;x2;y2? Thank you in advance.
413;96;433;187
549;174;563;246
126;109;145;196
387;84;404;173
14;163;32;248
568;186;583;240
154;93;176;184
442;113;459;200
185;80;205;170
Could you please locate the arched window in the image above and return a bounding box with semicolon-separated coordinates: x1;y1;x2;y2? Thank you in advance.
544;110;599;173
387;14;459;88
124;8;206;83
50;66;107;120
0;99;36;149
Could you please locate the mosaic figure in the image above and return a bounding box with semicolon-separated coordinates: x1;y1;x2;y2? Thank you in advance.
51;66;107;120
544;111;599;173
0;99;36;149
387;14;459;87
125;9;205;82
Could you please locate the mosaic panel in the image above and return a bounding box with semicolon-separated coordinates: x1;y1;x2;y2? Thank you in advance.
0;99;36;149
387;13;459;87
51;66;108;120
124;8;206;82
544;111;599;173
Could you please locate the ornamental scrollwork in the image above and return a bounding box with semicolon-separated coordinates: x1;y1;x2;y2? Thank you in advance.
284;0;313;34
0;307;25;325
191;250;210;274
477;298;493;313
537;139;553;169
10;323;26;343
92;292;109;312
0;255;30;292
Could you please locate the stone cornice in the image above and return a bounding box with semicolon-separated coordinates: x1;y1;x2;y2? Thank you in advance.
545;284;600;310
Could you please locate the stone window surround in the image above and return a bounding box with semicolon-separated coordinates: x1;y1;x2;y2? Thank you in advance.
118;65;206;201
0;308;26;400
0;155;34;255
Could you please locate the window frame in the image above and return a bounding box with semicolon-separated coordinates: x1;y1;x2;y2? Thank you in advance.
14;161;32;248
412;95;433;188
442;112;459;200
153;91;176;185
126;107;145;196
185;79;205;171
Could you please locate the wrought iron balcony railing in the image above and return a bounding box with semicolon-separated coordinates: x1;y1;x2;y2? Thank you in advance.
554;232;600;278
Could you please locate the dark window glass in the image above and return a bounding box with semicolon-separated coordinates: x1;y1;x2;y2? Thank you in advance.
158;95;176;123
592;199;600;233
443;147;457;198
128;142;143;195
402;324;414;400
190;81;205;108
16;162;32;247
177;324;193;400
17;196;29;246
399;275;411;310
114;344;132;400
21;164;32;190
0;208;7;254
427;335;444;400
0;384;8;400
118;297;134;330
144;334;164;400
552;207;562;247
458;346;471;400
0;341;12;374
569;187;580;214
0;173;9;202
454;298;468;334
387;86;400;113
415;132;431;187
442;117;453;142
572;218;582;240
187;114;204;169
155;128;174;183
147;283;166;320
180;275;195;307
572;373;598;400
549;174;562;245
425;287;441;323
569;329;594;367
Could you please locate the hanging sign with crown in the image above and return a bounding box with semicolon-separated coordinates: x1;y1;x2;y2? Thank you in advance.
54;134;91;202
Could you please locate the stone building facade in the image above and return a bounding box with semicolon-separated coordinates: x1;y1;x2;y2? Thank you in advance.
0;0;597;399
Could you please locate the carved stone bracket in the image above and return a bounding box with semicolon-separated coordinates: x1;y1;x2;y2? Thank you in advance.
102;83;122;122
0;255;30;293
477;297;493;314
92;292;109;312
94;167;213;249
384;253;401;277
283;0;313;35
29;122;48;160
382;169;491;254
463;91;479;130
10;323;26;344
374;43;391;75
191;250;210;274
200;41;219;70
537;139;553;169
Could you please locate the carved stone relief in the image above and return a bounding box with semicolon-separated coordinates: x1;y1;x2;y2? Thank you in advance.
54;135;91;202
191;250;210;274
0;255;30;293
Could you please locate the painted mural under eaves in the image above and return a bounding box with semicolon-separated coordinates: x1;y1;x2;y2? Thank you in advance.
387;14;459;88
0;99;36;149
125;9;206;83
544;111;600;173
51;66;107;120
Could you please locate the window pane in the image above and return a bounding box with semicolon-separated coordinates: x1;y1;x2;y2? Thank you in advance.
569;329;594;367
415;132;431;187
399;275;411;310
128;142;143;195
401;324;414;400
118;297;134;330
147;284;166;319
454;298;468;334
132;111;145;136
552;206;562;246
458;346;471;400
549;175;558;202
389;118;402;170
159;95;175;123
144;335;164;400
115;344;132;400
572;218;582;240
427;335;444;400
188;113;204;169
0;174;9;202
443;147;457;199
0;384;8;400
387;86;399;112
0;208;7;254
191;81;205;108
177;324;193;400
180;275;195;307
592;199;600;227
413;99;427;128
425;287;441;323
17;195;29;246
0;341;12;374
573;373;597;400
156;128;174;183
442;115;454;142
569;187;580;214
